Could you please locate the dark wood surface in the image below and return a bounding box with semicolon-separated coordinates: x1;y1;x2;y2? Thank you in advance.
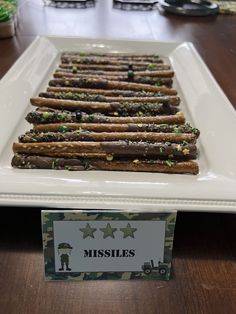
1;1;236;313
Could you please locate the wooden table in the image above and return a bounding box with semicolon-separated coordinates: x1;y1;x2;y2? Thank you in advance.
1;1;236;313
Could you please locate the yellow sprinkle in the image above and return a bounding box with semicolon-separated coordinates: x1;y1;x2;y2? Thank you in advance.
106;154;113;161
113;112;119;116
133;159;140;164
176;144;182;151
183;148;190;155
138;111;143;116
137;123;143;128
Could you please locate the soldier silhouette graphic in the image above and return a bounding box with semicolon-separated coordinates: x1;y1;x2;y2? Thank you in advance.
57;243;73;271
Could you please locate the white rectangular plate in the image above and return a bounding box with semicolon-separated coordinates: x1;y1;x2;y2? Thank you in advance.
0;36;236;212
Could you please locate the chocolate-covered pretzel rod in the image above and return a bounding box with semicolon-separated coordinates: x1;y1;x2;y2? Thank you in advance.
91;159;199;174
32;112;185;128
11;154;199;174
27;108;184;126
19;130;196;144
28;119;198;136
48;78;177;95
55;69;174;78
61;56;163;65
31;97;179;115
61;54;163;63
39;92;180;106
62;52;161;58
53;72;173;87
13;141;197;159
59;63;171;71
47;87;169;98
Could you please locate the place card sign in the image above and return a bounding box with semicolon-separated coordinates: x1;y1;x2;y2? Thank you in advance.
42;210;176;281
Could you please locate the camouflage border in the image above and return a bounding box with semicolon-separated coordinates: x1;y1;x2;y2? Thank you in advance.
42;210;177;281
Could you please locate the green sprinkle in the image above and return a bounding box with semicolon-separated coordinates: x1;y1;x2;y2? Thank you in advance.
154;91;163;96
58;113;65;121
59;125;69;133
72;66;77;74
165;160;174;167
42;112;49;119
174;128;182;134
147;64;157;71
193;128;199;135
128;70;134;79
88;115;94;122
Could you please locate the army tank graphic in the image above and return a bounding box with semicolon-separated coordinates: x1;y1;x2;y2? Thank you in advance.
142;259;169;275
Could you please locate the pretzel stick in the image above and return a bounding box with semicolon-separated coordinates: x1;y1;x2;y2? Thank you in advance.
59;63;171;71
32;113;185;129
47;86;172;98
53;73;173;87
61;52;162;58
11;154;199;174
61;57;163;65
61;54;163;62
30;97;179;114
31;97;111;111
30;121;199;136
31;98;110;112
39;92;180;106
90;160;199;174
48;78;177;95
26;110;196;135
13;141;197;158
54;69;174;78
19;130;196;144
